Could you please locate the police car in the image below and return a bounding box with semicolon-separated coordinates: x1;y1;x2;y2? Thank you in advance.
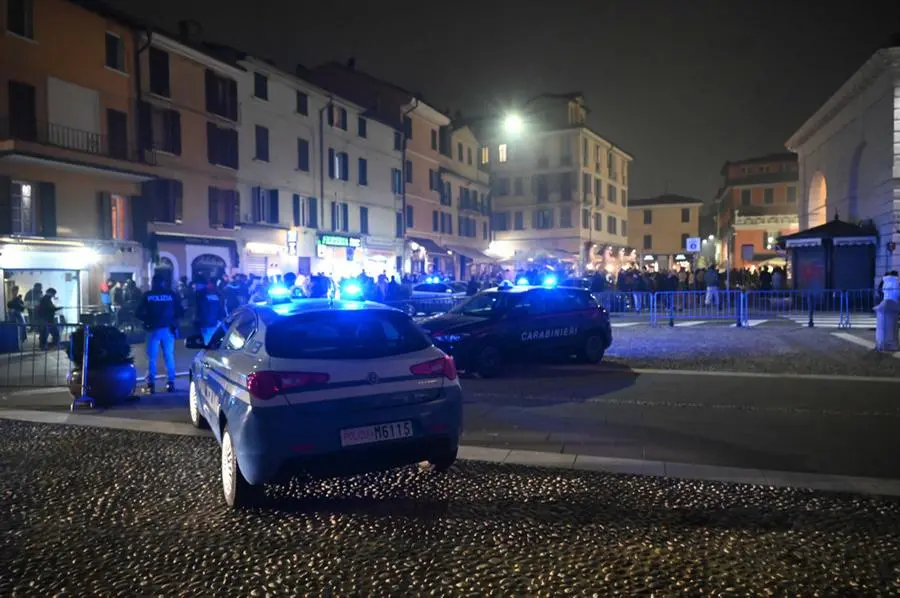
185;297;463;508
419;283;612;378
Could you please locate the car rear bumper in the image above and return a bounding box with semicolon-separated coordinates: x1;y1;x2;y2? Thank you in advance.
226;388;463;485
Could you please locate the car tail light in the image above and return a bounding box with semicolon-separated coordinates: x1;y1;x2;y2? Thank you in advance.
410;356;457;381
246;371;330;400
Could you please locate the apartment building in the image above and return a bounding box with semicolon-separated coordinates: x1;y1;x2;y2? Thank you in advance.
0;0;156;319
435;124;492;279
485;94;632;273
627;194;702;271
714;153;799;269
134;25;243;284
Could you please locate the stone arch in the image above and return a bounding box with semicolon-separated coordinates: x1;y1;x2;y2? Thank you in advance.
846;142;866;221
807;171;827;228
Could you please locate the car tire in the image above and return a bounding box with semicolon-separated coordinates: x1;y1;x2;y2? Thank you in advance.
425;447;458;473
476;345;504;378
221;425;262;509
189;380;208;429
579;333;606;364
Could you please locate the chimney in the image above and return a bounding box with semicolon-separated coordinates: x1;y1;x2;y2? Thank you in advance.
346;56;356;69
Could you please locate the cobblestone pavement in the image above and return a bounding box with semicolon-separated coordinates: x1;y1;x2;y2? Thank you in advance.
2;420;899;596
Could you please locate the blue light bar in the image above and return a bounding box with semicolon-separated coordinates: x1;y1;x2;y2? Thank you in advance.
541;275;557;288
341;282;363;299
516;277;529;286
268;285;290;299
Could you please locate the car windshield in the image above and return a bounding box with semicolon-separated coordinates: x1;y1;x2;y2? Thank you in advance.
448;292;516;317
266;310;431;359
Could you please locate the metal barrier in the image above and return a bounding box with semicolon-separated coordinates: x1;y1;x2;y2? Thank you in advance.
743;289;845;327
651;290;744;327
843;289;877;329
593;291;654;316
0;322;80;387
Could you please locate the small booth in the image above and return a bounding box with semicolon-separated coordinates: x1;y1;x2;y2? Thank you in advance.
779;217;876;293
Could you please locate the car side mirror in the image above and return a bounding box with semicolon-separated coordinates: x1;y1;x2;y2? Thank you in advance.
184;335;208;350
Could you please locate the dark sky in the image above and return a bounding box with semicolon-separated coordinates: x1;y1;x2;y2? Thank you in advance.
116;0;900;201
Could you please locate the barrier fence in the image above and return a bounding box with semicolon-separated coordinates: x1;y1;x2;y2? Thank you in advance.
0;322;80;388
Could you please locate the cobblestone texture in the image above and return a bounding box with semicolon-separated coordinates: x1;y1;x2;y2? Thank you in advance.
1;420;899;596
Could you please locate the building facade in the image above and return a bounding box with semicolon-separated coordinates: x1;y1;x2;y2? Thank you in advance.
713;153;800;270
786;45;900;282
0;0;156;320
627;195;702;271
485;94;632;275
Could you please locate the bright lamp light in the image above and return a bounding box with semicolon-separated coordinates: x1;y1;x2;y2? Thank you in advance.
503;113;524;136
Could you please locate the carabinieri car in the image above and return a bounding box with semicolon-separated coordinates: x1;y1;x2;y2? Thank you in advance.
419;284;612;378
186;299;463;508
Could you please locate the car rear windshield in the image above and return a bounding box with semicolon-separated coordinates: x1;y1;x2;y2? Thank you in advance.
265;310;431;359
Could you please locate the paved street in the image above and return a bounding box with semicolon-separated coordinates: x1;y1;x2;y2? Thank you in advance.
0;419;897;595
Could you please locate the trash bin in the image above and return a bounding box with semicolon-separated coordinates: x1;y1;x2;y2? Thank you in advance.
874;298;900;351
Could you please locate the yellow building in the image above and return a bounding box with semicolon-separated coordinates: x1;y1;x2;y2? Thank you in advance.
0;0;156;319
627;194;702;271
485;94;632;274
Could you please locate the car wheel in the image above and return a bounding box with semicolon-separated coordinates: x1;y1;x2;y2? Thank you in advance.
424;447;458;473
221;425;261;509
579;334;606;364
476;346;503;378
189;380;208;429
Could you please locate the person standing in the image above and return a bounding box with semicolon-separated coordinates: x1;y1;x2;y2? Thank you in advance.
7;287;27;343
36;288;61;350
194;276;225;345
135;273;183;394
704;264;720;308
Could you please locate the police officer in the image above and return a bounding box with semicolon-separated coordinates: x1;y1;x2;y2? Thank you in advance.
194;275;225;345
135;273;183;393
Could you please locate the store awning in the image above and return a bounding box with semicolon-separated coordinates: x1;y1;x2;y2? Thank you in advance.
445;245;495;262
408;237;448;255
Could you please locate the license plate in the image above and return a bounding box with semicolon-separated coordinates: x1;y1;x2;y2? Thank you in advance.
340;421;413;447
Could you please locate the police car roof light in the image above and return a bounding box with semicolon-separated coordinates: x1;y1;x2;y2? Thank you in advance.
516;277;529;286
342;282;363;298
542;275;557;288
268;285;290;299
247;370;330;401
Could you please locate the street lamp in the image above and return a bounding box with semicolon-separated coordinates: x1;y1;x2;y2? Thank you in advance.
503;113;524;137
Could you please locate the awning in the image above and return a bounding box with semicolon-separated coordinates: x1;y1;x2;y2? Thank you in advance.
445;245;495;262
407;237;448;255
833;236;877;246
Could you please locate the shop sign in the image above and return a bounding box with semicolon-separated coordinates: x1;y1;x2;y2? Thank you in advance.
319;235;361;248
675;254;688;261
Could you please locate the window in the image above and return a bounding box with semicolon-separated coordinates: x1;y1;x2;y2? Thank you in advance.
11;181;36;234
253;72;268;100
107;109;128;160
607;215;617;235
109;194;129;240
208;187;238;229
493;212;509;231
403;116;413;140
534;209;553;230
480;146;489;164
306;196;318;228
457;142;464;162
467;147;473;165
514;177;523;196
6;0;34;39
428;169;436;191
226;312;256;352
143;178;183;224
297;138;310;171
105;32;125;71
593;212;602;232
394;131;402;151
608;184;617;204
643;209;652;225
582;138;588;167
204;70;238;121
395;212;403;237
741;244;754;261
582;208;590;229
787;186;797;202
251;187;279;224
514;211;524;231
206;124;238;169
643;234;652;250
764;188;774;204
337;108;348;130
498;144;508;163
681;233;690;249
483;221;488;240
296;91;308;115
741;189;751;206
254;125;269;161
292;194;302;227
148;47;170;97
406;205;414;228
360;206;369;234
336;151;350;181
391;168;402;193
495;178;510;196
621;220;627;236
148;107;181;154
430;129;438;150
681;207;690;223
433;210;440;232
582;173;591;199
560;207;573;228
329;201;349;232
357;116;367;138
358;158;368;185
621;190;627;207
405;160;413;184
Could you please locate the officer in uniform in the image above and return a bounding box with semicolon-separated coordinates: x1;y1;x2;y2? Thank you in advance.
194;275;225;345
136;273;184;393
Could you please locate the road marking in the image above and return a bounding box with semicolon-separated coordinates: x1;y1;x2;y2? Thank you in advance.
1;386;69;398
1;408;897;497
610;322;641;328
831;332;900;359
626;367;900;384
730;319;767;327
673;320;709;327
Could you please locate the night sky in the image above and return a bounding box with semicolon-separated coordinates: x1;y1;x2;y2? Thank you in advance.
116;0;900;202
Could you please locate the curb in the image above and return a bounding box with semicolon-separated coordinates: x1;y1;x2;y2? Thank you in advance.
1;408;899;498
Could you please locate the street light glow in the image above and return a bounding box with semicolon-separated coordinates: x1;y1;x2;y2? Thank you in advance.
503;113;524;136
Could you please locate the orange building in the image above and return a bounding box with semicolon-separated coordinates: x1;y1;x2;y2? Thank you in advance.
0;0;156;318
713;153;799;270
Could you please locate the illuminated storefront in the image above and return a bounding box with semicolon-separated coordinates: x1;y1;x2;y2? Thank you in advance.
314;233;363;279
151;233;239;284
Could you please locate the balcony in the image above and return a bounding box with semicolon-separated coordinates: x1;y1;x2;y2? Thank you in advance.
0;118;154;165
